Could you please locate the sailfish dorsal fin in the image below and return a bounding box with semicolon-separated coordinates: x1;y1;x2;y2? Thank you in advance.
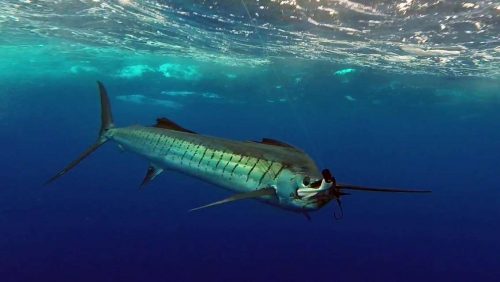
259;138;299;150
154;117;196;134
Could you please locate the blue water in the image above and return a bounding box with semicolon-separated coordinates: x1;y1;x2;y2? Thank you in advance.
1;1;500;281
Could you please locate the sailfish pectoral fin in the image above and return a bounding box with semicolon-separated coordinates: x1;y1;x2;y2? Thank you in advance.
189;187;277;212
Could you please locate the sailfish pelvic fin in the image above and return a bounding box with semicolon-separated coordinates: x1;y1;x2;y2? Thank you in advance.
140;165;164;188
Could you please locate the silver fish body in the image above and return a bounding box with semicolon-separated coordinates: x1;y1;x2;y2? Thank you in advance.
47;82;430;217
108;126;326;211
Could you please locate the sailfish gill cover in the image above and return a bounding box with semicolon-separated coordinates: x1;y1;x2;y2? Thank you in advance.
0;1;499;282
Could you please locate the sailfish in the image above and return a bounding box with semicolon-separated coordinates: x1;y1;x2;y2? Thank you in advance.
46;82;430;219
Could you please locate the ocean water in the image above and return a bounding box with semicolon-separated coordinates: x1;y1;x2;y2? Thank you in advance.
1;1;499;281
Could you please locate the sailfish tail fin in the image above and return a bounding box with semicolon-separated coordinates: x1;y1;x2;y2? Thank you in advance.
45;81;114;184
97;81;114;137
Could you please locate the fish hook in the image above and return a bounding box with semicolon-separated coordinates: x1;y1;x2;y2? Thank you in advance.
333;198;344;220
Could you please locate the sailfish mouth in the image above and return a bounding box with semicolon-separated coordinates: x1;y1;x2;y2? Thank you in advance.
309;169;335;188
297;169;336;200
309;179;322;188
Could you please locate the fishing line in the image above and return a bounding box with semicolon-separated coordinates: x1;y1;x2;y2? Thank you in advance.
239;0;324;169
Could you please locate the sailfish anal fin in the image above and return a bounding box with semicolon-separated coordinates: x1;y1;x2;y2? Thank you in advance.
140;165;164;188
189;187;277;212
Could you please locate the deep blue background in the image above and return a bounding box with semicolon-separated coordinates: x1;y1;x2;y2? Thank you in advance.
1;72;499;282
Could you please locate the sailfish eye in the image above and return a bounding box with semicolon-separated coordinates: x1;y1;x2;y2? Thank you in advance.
302;176;310;186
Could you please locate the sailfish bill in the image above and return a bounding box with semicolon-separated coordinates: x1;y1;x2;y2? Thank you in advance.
337;184;431;193
46;81;431;218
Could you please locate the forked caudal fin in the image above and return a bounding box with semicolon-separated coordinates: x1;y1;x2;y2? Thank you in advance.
45;81;114;184
97;81;114;137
